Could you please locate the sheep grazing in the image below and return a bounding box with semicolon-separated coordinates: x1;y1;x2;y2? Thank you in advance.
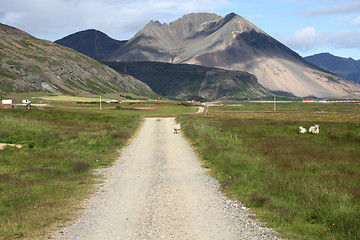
174;123;181;134
298;127;307;134
308;125;320;134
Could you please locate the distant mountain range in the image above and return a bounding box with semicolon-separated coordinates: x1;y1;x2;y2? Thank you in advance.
55;13;360;99
305;53;360;85
0;23;156;98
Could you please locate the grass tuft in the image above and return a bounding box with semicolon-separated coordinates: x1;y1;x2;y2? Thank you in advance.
73;161;92;173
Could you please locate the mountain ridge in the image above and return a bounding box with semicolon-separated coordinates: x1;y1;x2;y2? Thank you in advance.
0;23;156;98
104;61;272;101
104;12;360;98
106;13;266;64
305;53;360;85
55;29;127;61
54;12;360;99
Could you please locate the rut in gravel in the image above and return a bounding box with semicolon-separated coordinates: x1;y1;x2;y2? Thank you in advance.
51;117;279;240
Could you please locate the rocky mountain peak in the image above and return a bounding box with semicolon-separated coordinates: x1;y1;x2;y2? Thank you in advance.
105;12;360;97
107;12;264;63
170;12;221;27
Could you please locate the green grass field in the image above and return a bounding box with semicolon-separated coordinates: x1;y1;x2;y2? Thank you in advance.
0;102;196;239
1;100;359;239
179;102;360;240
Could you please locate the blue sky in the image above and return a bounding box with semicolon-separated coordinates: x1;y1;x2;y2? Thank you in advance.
1;0;359;59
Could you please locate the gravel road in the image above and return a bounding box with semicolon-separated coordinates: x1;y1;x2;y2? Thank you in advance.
51;118;280;240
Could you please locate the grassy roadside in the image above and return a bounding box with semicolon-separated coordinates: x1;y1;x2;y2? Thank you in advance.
0;107;141;239
179;103;360;240
0;102;196;239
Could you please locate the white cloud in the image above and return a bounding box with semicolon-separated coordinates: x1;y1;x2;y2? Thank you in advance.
331;16;351;23
282;26;329;52
0;0;231;41
351;16;360;25
283;26;360;57
298;2;360;16
327;30;360;48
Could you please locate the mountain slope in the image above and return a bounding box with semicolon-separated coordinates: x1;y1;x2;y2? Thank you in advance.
104;61;271;101
305;53;360;84
55;29;127;61
0;23;156;98
105;13;360;98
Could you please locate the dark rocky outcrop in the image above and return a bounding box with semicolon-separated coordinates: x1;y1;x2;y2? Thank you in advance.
104;61;271;101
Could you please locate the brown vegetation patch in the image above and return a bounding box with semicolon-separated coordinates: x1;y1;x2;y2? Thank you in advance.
111;131;131;139
73;160;92;173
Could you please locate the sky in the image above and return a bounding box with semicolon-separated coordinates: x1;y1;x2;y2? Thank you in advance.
1;0;359;60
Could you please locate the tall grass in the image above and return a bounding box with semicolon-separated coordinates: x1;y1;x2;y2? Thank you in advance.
179;103;360;240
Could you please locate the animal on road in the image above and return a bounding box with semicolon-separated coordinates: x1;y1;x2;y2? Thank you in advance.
174;123;181;134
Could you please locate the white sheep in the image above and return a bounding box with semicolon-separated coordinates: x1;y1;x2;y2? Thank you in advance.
174;123;181;134
298;126;307;134
308;125;320;134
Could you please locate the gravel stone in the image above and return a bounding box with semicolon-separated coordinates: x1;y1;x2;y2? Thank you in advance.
50;118;281;240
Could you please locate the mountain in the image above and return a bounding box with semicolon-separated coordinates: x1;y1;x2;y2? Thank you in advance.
104;61;271;101
0;23;157;98
105;13;360;98
305;53;360;85
55;29;127;61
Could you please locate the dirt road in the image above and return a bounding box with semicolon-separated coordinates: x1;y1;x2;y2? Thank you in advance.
51;118;278;240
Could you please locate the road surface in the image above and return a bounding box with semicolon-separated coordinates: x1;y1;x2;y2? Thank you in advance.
51;118;279;240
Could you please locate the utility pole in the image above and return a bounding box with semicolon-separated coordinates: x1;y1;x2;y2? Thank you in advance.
100;95;102;111
274;96;276;112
